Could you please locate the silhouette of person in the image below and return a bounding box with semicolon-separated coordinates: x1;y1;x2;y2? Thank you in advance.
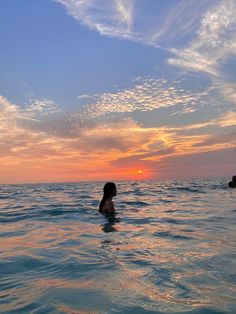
99;182;117;214
228;175;236;188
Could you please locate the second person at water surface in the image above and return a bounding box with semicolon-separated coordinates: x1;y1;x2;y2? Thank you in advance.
99;182;117;214
228;175;236;188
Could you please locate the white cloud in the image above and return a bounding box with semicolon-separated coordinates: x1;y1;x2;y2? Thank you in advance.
197;0;235;48
168;49;219;77
54;0;134;39
25;98;62;118
77;94;91;99
219;82;236;104
147;0;212;47
168;0;236;81
53;0;212;48
54;0;236;106
18;76;226;140
74;77;217;121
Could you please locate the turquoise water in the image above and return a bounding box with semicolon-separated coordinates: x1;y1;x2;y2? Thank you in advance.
0;179;235;314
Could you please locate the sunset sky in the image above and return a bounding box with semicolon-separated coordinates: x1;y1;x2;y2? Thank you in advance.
0;0;235;184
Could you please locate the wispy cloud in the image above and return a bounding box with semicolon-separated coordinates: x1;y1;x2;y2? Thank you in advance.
218;83;236;104
168;0;236;81
53;0;212;48
147;0;211;47
193;131;236;147
25;98;62;117
54;0;134;39
55;0;236;106
77;94;91;100
157;111;236;132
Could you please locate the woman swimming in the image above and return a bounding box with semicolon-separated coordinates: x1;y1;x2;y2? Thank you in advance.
99;182;117;214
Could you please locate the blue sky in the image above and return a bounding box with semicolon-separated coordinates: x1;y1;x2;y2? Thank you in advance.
0;0;172;109
0;0;235;183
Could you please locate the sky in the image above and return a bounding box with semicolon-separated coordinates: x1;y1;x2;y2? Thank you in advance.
0;0;235;184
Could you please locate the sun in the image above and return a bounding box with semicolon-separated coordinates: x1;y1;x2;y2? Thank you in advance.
137;170;143;174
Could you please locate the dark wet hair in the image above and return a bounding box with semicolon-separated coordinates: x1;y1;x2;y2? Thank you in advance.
99;182;116;212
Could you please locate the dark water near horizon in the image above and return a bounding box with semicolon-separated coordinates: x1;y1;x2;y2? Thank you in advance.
0;178;235;314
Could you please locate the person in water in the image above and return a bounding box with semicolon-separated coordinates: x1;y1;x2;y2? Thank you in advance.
228;175;236;188
99;182;117;214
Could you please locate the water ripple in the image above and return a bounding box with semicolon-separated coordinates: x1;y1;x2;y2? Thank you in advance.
0;179;235;313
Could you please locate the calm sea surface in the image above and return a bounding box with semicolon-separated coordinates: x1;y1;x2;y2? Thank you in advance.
0;179;235;314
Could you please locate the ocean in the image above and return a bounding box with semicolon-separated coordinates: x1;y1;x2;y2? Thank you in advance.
0;178;235;314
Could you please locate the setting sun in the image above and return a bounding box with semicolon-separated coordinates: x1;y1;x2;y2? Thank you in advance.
137;170;143;174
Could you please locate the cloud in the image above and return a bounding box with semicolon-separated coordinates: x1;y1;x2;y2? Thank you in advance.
218;83;236;104
25;98;62;117
112;147;175;167
1;94;235;183
4;72;231;150
156;146;236;179
54;0;236;107
54;0;134;39
147;0;212;47
0;96;161;159
157;111;236;132
168;0;236;81
193;131;236;147
213;111;236;127
0;96;19;132
77;94;91;99
73;77;219;121
0;96;65;160
53;0;213;49
1;78;235;161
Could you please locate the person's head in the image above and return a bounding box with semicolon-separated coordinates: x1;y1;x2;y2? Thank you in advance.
232;175;236;183
103;182;117;199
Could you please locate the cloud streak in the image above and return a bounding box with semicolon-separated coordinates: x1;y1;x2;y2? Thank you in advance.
54;0;134;39
55;0;236;105
168;0;236;79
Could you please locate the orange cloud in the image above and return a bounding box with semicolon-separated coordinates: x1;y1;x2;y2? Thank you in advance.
0;94;235;183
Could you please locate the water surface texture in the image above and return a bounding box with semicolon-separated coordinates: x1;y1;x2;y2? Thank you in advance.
0;179;235;313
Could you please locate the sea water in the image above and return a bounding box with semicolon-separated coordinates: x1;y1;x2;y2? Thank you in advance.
0;179;235;314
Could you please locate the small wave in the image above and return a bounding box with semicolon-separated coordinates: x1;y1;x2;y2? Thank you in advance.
153;230;194;240
0;213;29;224
159;199;174;203
0;195;10;199
172;187;204;193
161;217;180;224
123;201;151;207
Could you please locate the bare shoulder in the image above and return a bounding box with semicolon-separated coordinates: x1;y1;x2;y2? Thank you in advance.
103;199;115;213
